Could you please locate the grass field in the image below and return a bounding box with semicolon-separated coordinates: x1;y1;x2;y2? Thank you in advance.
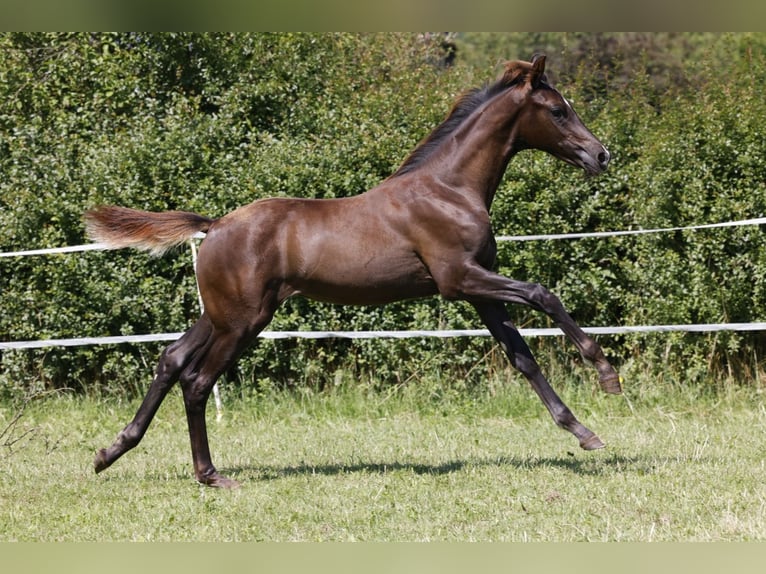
1;373;765;542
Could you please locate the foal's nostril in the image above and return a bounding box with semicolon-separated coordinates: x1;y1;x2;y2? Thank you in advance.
597;149;611;167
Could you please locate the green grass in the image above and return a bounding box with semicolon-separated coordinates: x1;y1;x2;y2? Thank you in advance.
1;374;766;541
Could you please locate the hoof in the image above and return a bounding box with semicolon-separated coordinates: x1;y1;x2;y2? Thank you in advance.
199;472;241;489
599;374;623;395
94;448;110;474
580;434;605;450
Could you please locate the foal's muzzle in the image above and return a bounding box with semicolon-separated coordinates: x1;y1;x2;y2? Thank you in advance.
571;144;610;175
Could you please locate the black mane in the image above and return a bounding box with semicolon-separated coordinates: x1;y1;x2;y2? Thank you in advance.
391;74;522;178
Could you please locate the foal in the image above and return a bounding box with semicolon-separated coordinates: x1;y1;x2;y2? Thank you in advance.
87;55;621;488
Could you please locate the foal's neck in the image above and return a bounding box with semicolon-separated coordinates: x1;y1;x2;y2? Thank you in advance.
430;89;524;210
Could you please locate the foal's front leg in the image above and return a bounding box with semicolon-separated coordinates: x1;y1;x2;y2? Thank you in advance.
459;263;622;394
473;302;605;450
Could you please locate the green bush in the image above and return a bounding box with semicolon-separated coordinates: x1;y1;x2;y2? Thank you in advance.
2;33;766;397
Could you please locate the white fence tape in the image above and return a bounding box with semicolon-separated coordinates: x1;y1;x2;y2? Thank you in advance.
0;232;205;258
2;216;766;351
2;323;766;351
0;242;110;257
495;216;766;242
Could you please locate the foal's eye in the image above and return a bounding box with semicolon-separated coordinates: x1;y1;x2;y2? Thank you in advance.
551;106;566;119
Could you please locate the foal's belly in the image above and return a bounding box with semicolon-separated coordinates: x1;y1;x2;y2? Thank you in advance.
290;252;439;306
299;279;439;306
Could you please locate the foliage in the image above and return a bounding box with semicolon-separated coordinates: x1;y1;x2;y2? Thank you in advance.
2;32;766;396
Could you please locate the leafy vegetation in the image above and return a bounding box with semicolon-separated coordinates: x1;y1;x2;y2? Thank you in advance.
2;33;766;397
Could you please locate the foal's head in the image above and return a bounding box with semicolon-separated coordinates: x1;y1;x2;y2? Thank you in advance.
504;54;610;175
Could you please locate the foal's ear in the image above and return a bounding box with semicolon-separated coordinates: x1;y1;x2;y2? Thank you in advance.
502;54;547;88
530;53;546;87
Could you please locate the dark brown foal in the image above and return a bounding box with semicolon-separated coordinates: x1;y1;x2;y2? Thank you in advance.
87;54;621;488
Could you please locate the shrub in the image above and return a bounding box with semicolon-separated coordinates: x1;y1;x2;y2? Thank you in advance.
2;33;766;397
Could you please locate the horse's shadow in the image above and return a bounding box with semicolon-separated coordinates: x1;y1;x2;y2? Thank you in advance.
223;452;646;482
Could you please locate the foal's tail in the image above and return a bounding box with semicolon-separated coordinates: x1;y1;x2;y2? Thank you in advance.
84;206;215;256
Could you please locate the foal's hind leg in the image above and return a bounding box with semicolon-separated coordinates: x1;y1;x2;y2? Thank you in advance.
94;318;213;474
178;296;282;488
473;302;605;450
177;326;254;488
